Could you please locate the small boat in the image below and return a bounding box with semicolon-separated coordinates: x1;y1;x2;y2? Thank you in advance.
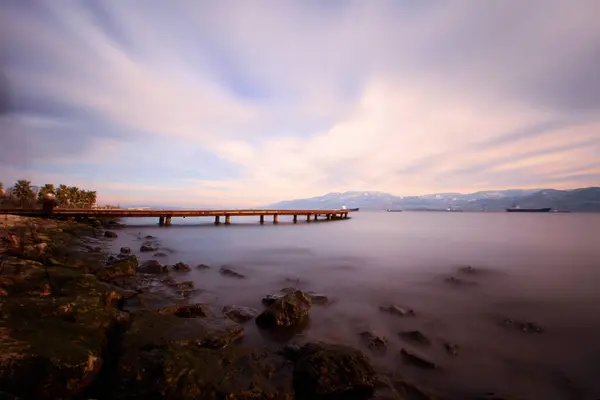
445;208;463;212
348;207;360;211
386;209;403;212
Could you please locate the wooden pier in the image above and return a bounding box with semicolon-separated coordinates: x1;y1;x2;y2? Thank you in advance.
0;208;355;226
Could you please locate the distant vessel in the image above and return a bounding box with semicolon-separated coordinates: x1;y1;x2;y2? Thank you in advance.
506;203;551;212
341;206;360;211
386;209;403;212
445;208;463;212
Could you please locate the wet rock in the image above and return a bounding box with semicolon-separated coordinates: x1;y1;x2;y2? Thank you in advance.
399;349;438;370
120;247;131;255
219;265;245;278
140;244;157;252
118;344;293;399
153;252;167;257
196;263;210;269
174;281;194;292
292;342;376;398
104;230;118;238
443;341;460;356
159;303;212;318
22;243;50;262
256;290;312;329
359;330;388;353
123;312;244;349
96;260;137;282
173;261;191;272
399;330;431;346
499;318;544;334
445;276;477;286
307;291;330;305
379;304;416;317
144;235;155;239
137;260;167;274
223;305;258;323
263;292;285;306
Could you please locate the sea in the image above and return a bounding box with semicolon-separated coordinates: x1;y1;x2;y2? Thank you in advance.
108;211;600;399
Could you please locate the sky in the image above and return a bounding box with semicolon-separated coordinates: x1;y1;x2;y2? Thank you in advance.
1;0;599;206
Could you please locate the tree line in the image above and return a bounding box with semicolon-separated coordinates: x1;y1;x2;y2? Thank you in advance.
0;180;97;209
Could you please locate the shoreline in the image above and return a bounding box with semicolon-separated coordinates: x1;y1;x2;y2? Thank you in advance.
1;216;442;400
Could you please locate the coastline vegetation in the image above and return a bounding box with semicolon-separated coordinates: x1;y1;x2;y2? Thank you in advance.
0;180;98;209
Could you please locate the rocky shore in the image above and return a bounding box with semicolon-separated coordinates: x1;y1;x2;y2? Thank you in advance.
0;216;446;400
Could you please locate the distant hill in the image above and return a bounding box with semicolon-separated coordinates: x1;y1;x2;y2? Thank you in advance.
267;188;600;212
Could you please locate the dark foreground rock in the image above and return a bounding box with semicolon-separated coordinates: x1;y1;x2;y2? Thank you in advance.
291;342;376;399
400;349;438;370
137;259;167;274
159;303;213;318
120;247;131;255
173;261;191;272
104;230;118;238
256;290;312;328
96;259;137;282
223;305;258;323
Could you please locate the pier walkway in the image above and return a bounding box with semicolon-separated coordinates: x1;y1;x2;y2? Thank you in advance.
0;208;355;226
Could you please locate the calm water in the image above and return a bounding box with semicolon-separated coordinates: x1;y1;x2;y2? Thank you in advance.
110;212;600;399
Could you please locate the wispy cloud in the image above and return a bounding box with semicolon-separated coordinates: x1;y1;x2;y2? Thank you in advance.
1;1;599;205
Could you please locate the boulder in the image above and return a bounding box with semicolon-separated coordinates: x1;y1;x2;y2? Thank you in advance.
219;266;245;278
159;303;212;318
153;252;167;257
307;291;330;305
399;349;438;370
173;262;191;272
104;231;118;238
379;304;415;317
256;290;312;328
196;263;210;270
262;292;285;306
359;331;388;353
140;244;157;252
96;260;137;282
223;305;258;323
144;235;155;239
291;342;376;398
399;330;431;346
137;260;167;274
120;247;131;255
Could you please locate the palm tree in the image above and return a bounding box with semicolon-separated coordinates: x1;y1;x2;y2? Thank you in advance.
0;182;4;198
37;184;55;204
56;184;69;208
13;180;35;208
67;186;80;208
87;191;97;208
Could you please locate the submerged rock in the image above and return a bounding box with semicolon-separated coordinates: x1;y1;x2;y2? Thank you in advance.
307;291;330;305
120;246;131;255
445;276;477;286
292;342;376;398
256;290;312;328
399;349;438;370
458;265;478;274
399;330;431;346
219;265;245;278
140;244;157;252
104;230;118;238
379;304;416;317
159;303;212;318
223;305;258;323
173;261;191;272
359;330;388;353
196;263;210;270
499;318;544;334
263;289;330;307
263;292;285;306
153;252;167;257
137;260;167;274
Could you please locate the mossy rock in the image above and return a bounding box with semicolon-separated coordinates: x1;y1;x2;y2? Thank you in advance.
96;260;137;282
117;344;293;399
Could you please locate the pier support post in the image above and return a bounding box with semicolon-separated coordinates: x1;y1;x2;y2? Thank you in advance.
225;215;231;225
293;215;297;223
314;214;318;221
326;214;331;220
159;216;165;226
344;212;348;218
165;216;172;226
273;214;279;224
306;214;311;222
215;216;220;224
260;215;264;224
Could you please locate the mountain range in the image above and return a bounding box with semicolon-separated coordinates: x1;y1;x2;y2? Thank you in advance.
267;187;600;212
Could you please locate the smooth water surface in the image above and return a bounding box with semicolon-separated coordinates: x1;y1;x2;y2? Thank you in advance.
110;212;600;399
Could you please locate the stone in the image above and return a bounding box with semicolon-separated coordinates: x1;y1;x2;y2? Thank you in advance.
22;242;50;261
499;318;544;334
256;290;312;329
445;276;477;286
458;265;478;274
196;263;210;269
96;260;137;282
153;252;167;257
120;247;131;255
223;305;258;323
379;304;415;317
292;342;376;398
173;261;191;272
137;260;167;274
144;235;155;239
219;265;245;278
263;293;285;306
159;303;212;318
104;231;118;238
399;330;431;346
140;244;157;252
359;331;388;353
399;349;438;370
307;291;330;305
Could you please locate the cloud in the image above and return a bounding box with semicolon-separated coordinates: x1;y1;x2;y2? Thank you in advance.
1;1;599;205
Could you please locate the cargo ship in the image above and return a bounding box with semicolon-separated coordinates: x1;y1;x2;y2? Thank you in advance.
506;203;551;212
